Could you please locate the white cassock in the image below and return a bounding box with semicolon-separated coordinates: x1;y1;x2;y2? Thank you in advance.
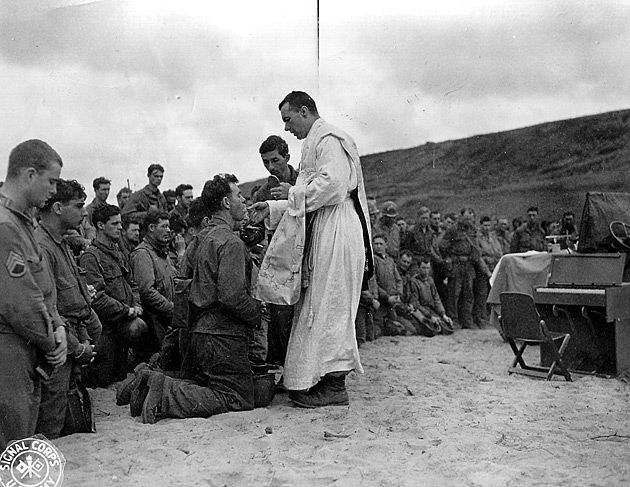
259;118;369;390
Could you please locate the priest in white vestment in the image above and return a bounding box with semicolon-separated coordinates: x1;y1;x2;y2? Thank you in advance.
251;91;372;408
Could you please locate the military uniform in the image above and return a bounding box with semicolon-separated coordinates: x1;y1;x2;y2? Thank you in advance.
373;251;413;336
35;222;102;438
131;237;174;351
121;184;167;224
79;239;142;386
439;221;490;329
510;223;546;253
0;195;61;450
251;165;298;367
373;217;401;260
150;214;260;421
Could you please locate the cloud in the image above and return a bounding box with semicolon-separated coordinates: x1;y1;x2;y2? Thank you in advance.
1;0;629;193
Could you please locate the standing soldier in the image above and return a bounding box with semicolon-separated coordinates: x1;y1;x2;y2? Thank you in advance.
121;163;167;225
474;216;503;329
374;201;401;259
0;140;67;450
510;206;546;253
252;135;298;369
439;207;491;329
35;179;101;438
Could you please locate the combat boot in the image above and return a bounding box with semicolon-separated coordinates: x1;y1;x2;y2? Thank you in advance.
116;362;150;406
141;372;166;424
129;369;154;417
289;371;349;408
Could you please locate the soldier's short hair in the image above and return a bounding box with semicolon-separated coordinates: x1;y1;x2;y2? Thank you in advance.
147;163;165;176
186;198;212;229
400;250;414;259
175;184;193;197
163;189;176;200
460;206;475;216
93;204;120;228
372;233;387;243
121;216;140;231
527;206;539;214
41;179;86;213
418;206;430;216
6;139;63;179
92;177;111;191
116;187;131;198
259;135;289;157
278;91;318;114
480;216;491;224
201;174;239;213
143;208;169;232
419;256;431;265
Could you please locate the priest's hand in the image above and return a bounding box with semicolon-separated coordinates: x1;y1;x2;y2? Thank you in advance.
270;182;292;200
248;202;270;224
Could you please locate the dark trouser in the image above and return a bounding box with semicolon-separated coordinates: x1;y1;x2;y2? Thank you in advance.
35;359;72;439
473;274;491;328
446;260;475;329
266;304;294;367
0;335;40;450
90;329;127;387
163;333;253;419
160;327;182;372
433;262;449;307
355;304;371;346
248;319;268;365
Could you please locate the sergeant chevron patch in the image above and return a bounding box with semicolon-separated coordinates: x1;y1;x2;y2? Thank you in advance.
6;250;26;277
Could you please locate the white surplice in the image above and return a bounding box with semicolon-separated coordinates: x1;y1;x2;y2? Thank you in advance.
262;118;368;390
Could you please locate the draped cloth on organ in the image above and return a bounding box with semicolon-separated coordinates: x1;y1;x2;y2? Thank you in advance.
256;118;368;390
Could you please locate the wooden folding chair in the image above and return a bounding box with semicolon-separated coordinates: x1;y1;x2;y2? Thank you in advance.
499;292;572;381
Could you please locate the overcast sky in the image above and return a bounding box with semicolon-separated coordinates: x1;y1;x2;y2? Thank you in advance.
1;0;629;198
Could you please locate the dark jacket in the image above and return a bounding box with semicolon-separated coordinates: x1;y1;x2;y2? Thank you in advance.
36;222;95;353
402;224;442;264
79;239;140;327
189;214;261;336
251;165;299;204
510;223;546;253
0;195;59;353
121;184;167;223
131;237;175;321
439;222;490;275
374;251;403;302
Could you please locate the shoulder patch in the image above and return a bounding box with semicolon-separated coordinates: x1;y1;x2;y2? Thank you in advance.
6;250;26;277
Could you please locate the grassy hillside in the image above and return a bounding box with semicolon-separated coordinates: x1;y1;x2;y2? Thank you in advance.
242;109;630;224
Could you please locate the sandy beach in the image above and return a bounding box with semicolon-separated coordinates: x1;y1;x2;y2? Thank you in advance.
54;329;630;487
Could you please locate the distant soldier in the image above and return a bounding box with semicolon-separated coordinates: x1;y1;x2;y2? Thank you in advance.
116;187;132;210
495;218;512;254
374;201;401;259
510;206;546;253
439;207;491;329
80;176;111;243
168;183;193;235
474;216;503;328
121;163;167;225
559;211;579;250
